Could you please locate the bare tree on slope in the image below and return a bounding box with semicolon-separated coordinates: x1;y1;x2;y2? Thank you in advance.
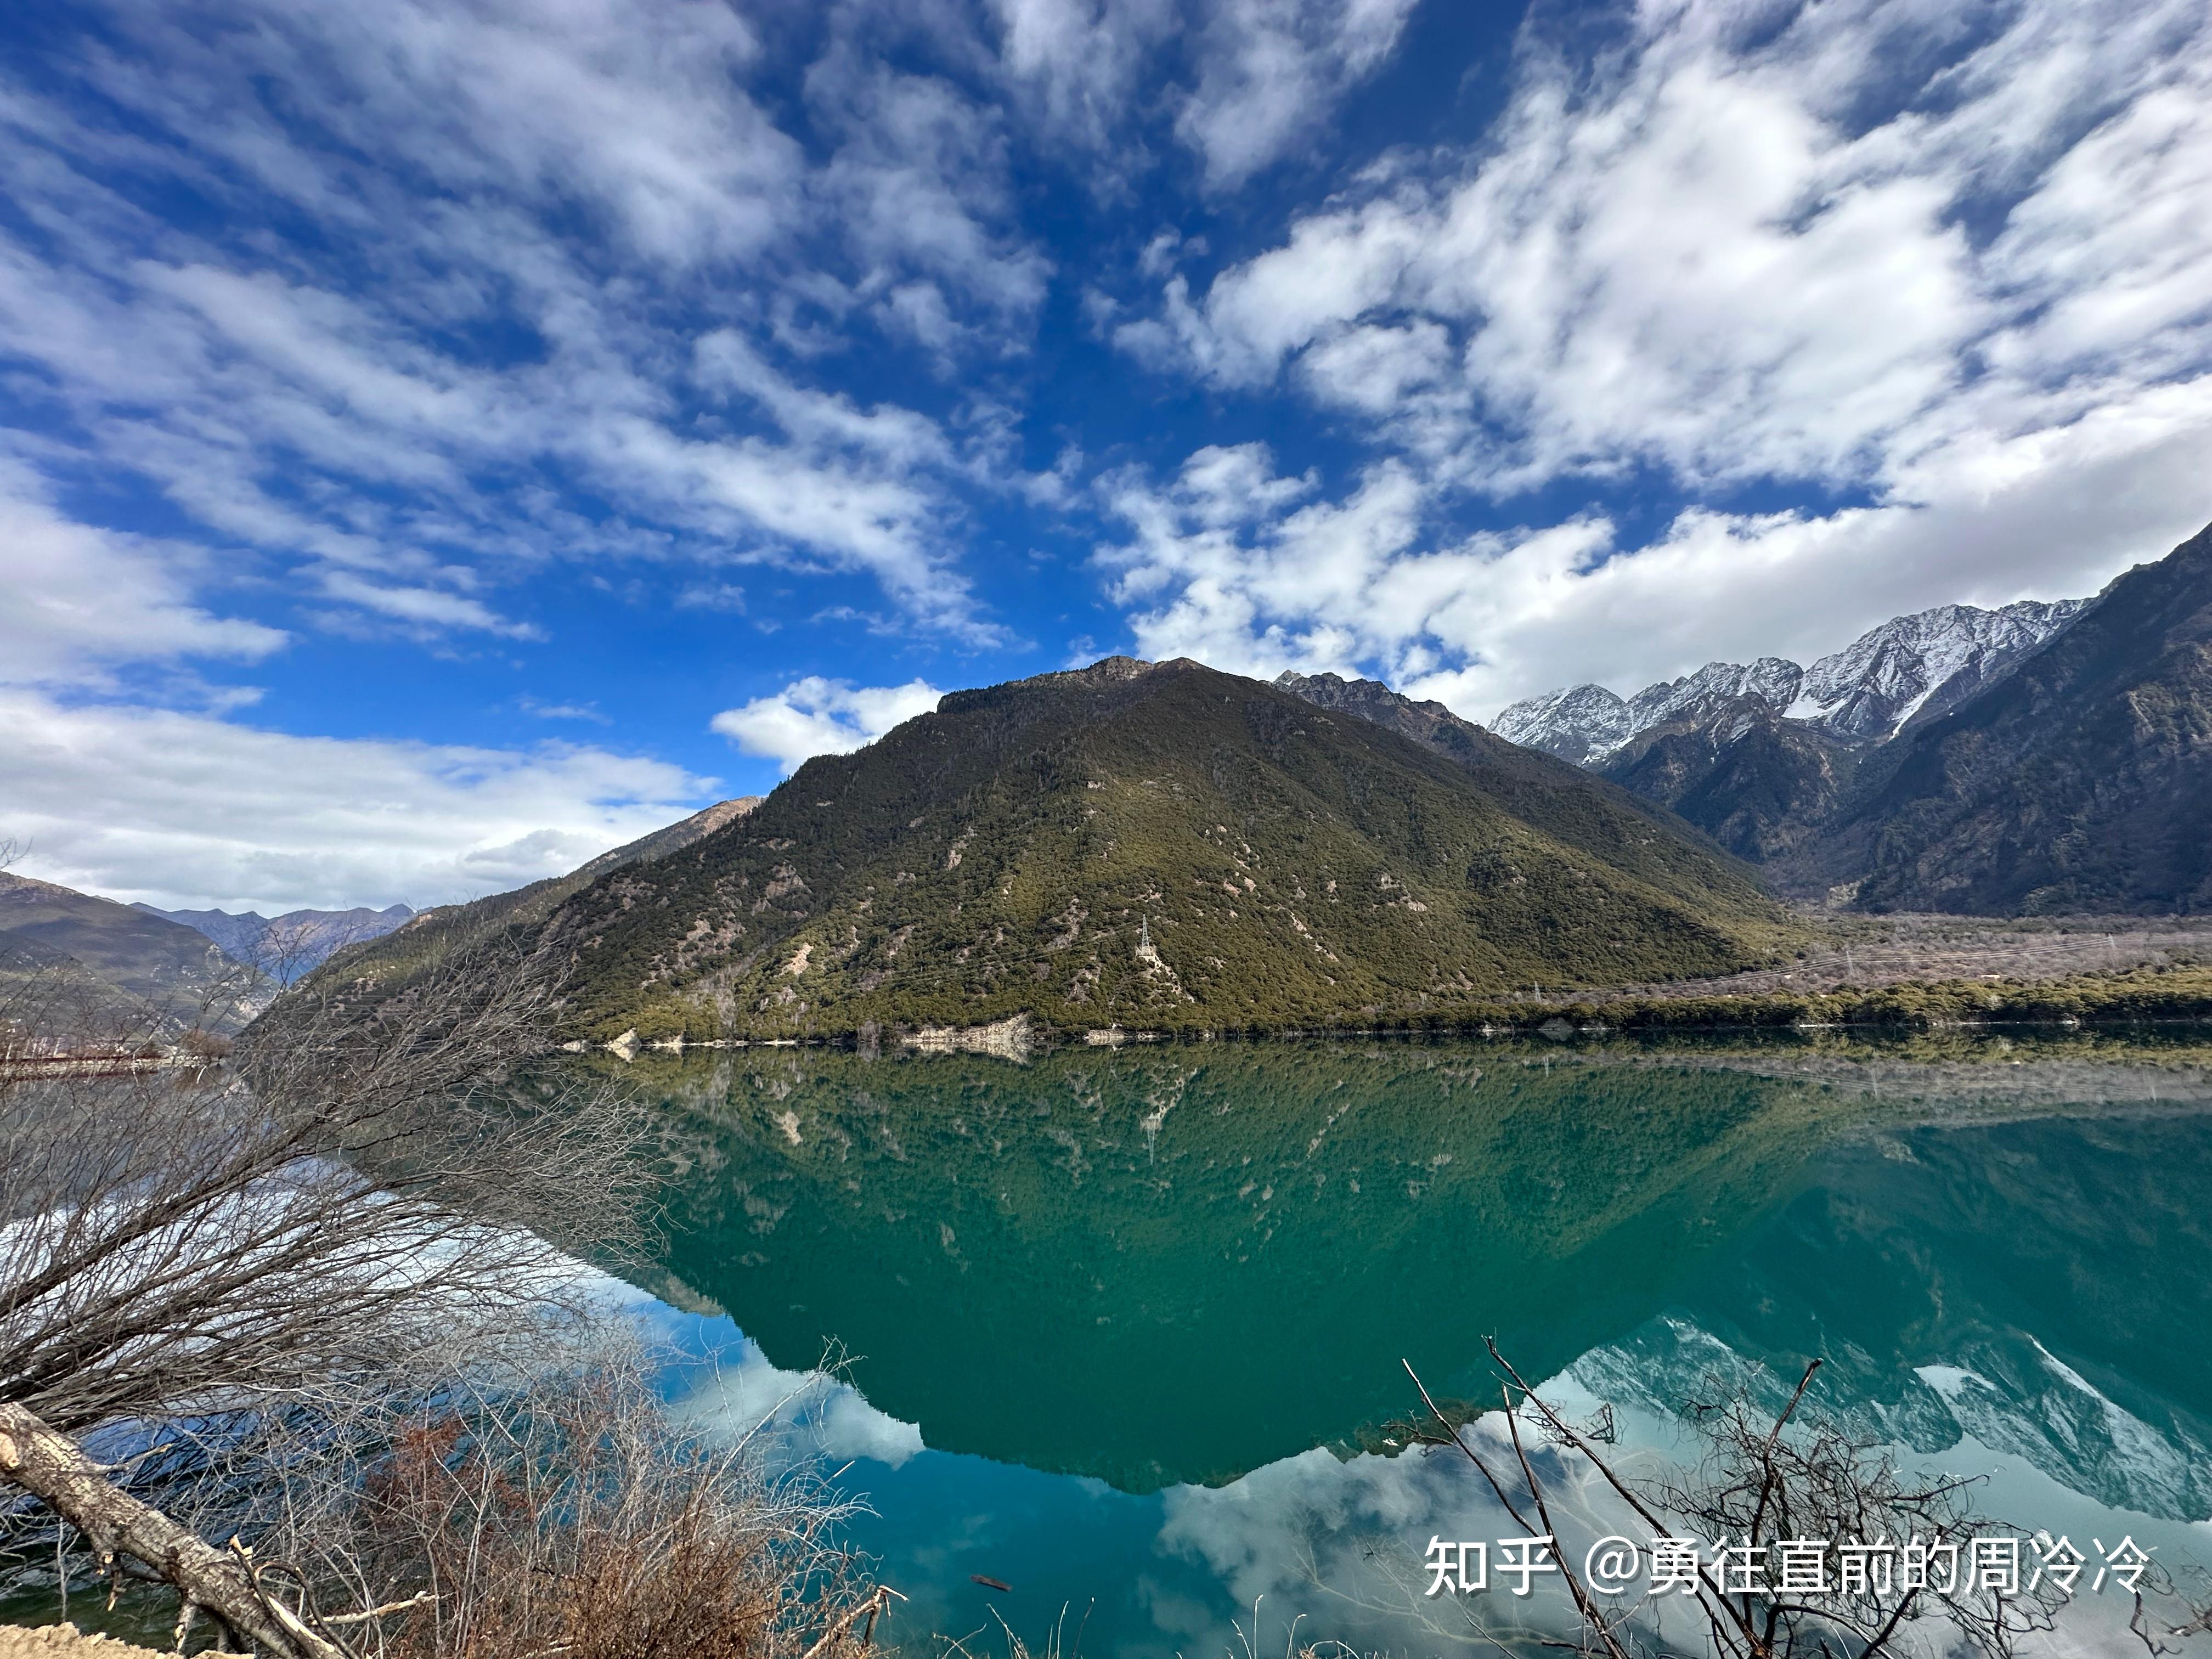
0;938;659;1655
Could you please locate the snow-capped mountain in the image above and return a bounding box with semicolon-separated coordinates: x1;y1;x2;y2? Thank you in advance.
1791;599;2091;739
1567;1314;2212;1525
1493;599;2086;763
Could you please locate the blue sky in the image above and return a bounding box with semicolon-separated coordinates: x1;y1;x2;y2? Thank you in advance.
4;0;2209;911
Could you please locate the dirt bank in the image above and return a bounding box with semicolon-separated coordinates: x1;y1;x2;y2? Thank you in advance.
0;1628;165;1659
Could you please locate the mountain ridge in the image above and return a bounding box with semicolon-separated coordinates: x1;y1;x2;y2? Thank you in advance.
314;795;763;992
1;871;267;1036
1493;598;2087;763
539;656;1792;1041
133;902;416;981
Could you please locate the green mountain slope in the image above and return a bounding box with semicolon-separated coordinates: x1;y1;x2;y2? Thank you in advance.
552;658;1793;1040
1273;669;1778;895
317;795;760;990
1808;521;2212;913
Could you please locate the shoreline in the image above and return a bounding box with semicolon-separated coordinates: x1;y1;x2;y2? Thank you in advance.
574;962;2212;1057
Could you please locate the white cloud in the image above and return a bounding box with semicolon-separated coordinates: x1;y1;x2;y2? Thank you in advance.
1175;0;1420;190
667;1335;924;1472
0;0;1061;649
1100;382;2212;718
519;698;611;724
0;468;289;687
981;0;1415;192
805;50;1053;337
1130;0;2212;486
0;691;712;913
988;0;1177;160
1098;0;2212;714
710;677;944;775
316;571;540;640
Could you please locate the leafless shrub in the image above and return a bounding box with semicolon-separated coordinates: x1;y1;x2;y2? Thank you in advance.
273;1341;886;1659
0;937;696;1654
1406;1342;2211;1657
3;938;652;1439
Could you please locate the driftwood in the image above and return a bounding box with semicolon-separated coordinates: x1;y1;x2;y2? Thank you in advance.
1;1401;348;1659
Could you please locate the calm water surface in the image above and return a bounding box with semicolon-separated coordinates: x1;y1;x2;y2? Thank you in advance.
617;1035;2212;1656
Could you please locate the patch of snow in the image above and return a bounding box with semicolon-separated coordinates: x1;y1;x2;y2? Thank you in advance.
1497;596;2087;763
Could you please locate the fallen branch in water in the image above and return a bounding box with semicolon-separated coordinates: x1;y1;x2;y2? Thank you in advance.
0;1400;346;1659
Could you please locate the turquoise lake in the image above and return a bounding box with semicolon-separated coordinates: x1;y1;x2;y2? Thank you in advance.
618;1035;2212;1656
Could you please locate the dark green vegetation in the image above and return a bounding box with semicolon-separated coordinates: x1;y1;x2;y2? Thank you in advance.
552;658;1793;1041
1814;521;2212;913
321;795;758;990
0;870;259;1035
1282;669;1867;868
628;1040;2212;1496
1279;668;1855;871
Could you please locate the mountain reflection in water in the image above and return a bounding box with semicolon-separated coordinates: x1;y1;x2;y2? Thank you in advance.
629;1036;2212;1506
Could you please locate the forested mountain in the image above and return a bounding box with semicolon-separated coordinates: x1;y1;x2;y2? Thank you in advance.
543;657;1790;1041
1598;702;1865;865
1273;668;1826;862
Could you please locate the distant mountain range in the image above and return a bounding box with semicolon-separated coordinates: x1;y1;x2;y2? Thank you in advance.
1494;600;2088;763
0;872;267;1038
88;521;2208;1050
134;902;415;981
329;656;1792;1043
4;801;770;1045
1487;518;2212;913
318;795;761;991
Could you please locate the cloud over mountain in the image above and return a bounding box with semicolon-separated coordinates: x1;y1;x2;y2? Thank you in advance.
2;0;2206;908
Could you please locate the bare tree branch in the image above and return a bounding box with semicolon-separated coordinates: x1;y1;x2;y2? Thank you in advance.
0;935;680;1647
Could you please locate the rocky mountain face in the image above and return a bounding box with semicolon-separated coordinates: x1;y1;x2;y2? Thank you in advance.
538;657;1787;1041
1600;702;1863;865
1273;669;1768;863
1493;599;2086;763
1486;598;2086;867
1481;521;2211;912
1812;523;2212;913
1;872;267;1037
135;902;415;981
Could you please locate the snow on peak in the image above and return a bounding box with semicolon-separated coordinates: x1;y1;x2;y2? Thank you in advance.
1493;600;2086;763
1796;599;2088;740
1489;682;1637;764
